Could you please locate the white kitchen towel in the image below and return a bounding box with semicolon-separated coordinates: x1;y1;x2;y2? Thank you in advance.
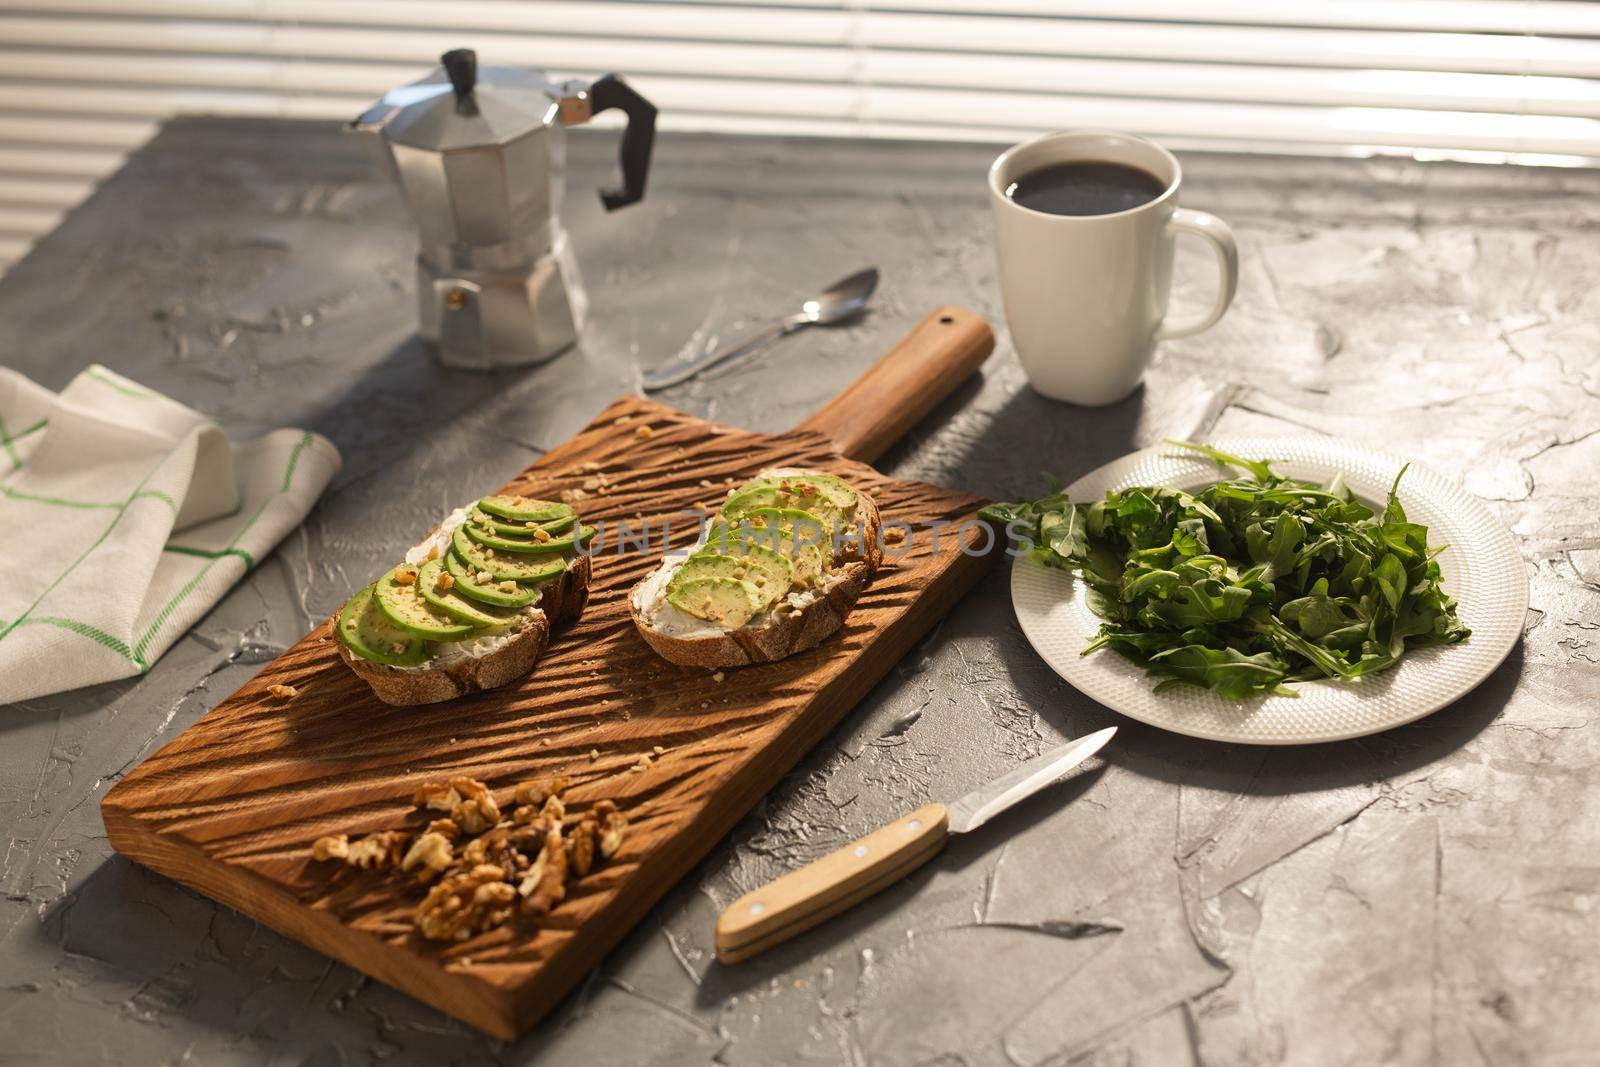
0;364;340;704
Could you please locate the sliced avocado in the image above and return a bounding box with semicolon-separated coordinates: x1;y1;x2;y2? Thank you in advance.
452;526;568;583
668;576;763;628
723;474;857;528
417;558;520;629
730;472;857;516
705;508;831;585
463;519;596;555
336;584;428;666
444;547;539;607
674;550;791;607
477;495;573;524
469;506;578;538
374;565;475;641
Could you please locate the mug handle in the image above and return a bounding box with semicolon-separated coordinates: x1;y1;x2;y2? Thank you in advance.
1155;208;1238;340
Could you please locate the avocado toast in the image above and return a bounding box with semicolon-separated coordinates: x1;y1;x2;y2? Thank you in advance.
335;496;594;705
630;469;882;668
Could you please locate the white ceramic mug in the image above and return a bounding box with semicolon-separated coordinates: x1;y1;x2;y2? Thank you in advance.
989;131;1238;406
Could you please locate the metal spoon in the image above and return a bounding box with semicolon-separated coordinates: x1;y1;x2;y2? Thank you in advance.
642;267;878;391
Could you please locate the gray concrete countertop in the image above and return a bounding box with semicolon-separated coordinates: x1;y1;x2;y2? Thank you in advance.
1;119;1595;1066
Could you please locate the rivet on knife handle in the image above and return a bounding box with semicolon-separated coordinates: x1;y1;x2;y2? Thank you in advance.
715;803;949;964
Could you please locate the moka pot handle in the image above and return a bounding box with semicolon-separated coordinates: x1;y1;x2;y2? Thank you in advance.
588;74;657;211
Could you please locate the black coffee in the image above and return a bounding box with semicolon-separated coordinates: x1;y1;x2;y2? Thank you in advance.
1006;161;1167;216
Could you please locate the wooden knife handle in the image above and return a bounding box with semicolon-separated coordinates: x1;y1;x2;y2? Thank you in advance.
795;306;994;463
715;802;949;964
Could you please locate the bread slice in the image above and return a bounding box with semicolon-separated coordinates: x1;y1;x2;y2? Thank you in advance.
338;549;590;707
630;474;882;669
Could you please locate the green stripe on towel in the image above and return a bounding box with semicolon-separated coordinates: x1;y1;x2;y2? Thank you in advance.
164;544;256;567
15;616;148;670
133;432;314;660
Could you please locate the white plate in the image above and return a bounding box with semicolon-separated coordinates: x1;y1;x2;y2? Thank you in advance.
1010;437;1526;744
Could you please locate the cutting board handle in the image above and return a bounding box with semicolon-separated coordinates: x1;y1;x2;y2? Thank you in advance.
795;305;994;464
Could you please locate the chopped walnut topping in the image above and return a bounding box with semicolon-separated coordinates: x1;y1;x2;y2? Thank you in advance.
427;544;441;560
511;804;543;826
589;748;599;761
477;570;493;584
634;424;655;441
266;683;298;701
483;547;495;559
514;776;569;808
402;831;454;881
712;671;725;683
652;745;666;756
498;580;517;593
883;526;906;545
312;834;348;861
567;817;597;877
533;528;552;543
559;488;590;504
581;460;602;472
348;830;409;870
698;479;713;487
613;415;633;426
394;567;418;585
417;864;516;941
541;793;566;823
518;825;567;916
434;571;455;592
426;818;460;841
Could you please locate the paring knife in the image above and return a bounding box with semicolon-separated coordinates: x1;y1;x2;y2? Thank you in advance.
714;725;1117;963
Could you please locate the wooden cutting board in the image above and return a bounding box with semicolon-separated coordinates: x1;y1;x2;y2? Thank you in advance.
102;307;996;1039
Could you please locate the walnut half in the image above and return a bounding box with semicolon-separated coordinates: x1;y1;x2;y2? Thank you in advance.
413;777;501;835
312;834;349;862
347;830;409;870
518;824;567;916
401;831;455;882
416;863;517;942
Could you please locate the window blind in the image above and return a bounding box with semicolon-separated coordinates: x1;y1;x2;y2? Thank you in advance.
1;0;1598;272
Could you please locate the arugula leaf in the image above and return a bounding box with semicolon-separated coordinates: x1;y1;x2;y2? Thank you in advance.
991;443;1471;700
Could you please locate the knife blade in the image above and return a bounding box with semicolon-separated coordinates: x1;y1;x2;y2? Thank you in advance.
714;726;1116;963
946;726;1117;834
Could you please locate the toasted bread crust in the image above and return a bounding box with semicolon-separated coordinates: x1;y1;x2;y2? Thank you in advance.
631;559;871;669
338;554;591;706
630;479;881;669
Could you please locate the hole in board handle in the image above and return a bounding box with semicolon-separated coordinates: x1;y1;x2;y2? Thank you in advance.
938;315;954;324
